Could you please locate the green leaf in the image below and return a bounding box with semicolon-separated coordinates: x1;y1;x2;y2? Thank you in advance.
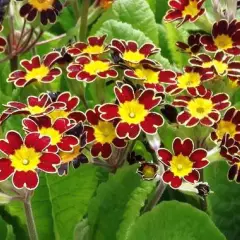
74;218;90;240
0;216;8;239
163;22;189;68
7;165;99;240
205;161;240;240
125;201;226;240
6;225;15;240
146;0;156;13
95;19;171;68
155;0;169;23
112;0;158;44
88;165;155;240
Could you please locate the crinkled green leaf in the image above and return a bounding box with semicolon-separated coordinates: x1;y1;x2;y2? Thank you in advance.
0;216;7;239
126;201;226;240
88;165;154;240
205;161;240;240
112;0;158;44
146;0;156;13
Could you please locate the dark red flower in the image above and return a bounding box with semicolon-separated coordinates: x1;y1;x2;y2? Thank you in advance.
166;66;214;95
23;116;79;153
0;25;7;53
67;35;109;57
173;87;231;127
0;131;60;190
19;0;63;25
158;138;209;188
164;0;205;27
200;19;240;55
67;55;118;82
99;83;164;140
137;162;159;180
7;52;62;87
124;63;176;93
85;105;126;159
211;107;240;142
176;34;202;55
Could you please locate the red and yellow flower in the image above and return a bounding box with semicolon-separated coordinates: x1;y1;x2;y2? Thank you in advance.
96;0;114;9
0;25;7;53
137;162;159;180
58;123;88;175
67;55;118;82
211;107;240;142
200;19;240;55
173;87;230;127
190;51;240;78
176;33;202;55
109;39;159;65
220;134;240;183
158;138;209;188
0;131;60;190
47;92;85;123
99;84;164;139
0;93;65;125
166;66;214;95
19;0;63;25
67;35;109;57
164;0;205;27
23;116;79;153
85;106;126;159
8;52;62;87
124;64;176;93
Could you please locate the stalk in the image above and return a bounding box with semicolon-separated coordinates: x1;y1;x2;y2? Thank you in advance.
79;0;91;41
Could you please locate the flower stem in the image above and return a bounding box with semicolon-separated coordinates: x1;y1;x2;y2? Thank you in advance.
10;55;18;72
24;196;38;240
79;0;91;41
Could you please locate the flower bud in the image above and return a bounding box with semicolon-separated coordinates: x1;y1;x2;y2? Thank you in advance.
146;133;161;152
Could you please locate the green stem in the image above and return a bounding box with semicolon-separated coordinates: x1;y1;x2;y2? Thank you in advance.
23;196;38;240
10;55;18;72
73;0;81;20
79;0;91;41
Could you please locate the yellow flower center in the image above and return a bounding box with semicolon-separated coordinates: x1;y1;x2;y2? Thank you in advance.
27;105;46;115
216;120;237;140
214;35;233;50
177;72;201;89
48;110;69;122
142;165;156;178
202;60;228;75
82;45;105;55
135;67;159;84
83;60;110;75
170;154;193;177
118;100;148;124
9;146;41;172
39;127;61;145
25;64;50;82
188;98;213;119
59;145;81;163
122;51;145;63
182;0;199;17
28;0;54;11
93;121;116;144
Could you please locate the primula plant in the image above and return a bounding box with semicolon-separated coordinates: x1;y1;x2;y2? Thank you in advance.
0;0;240;239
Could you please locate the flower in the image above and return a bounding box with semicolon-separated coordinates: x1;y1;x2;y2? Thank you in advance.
166;66;214;95
85;105;126;159
127;151;144;165
124;64;176;93
211;107;240;142
23;116;79;153
164;0;205;27
190;51;240;77
109;39;159;65
220;134;240;183
96;0;113;9
8;52;62;87
58;123;88;176
67;55;118;82
99;83;164;139
0;93;65;125
0;25;7;53
0;131;60;190
54;47;73;66
67;35;109;57
47;92;85;123
200;19;240;55
19;0;63;25
137;162;159;180
158;138;209;188
173;87;230;127
176;34;202;55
